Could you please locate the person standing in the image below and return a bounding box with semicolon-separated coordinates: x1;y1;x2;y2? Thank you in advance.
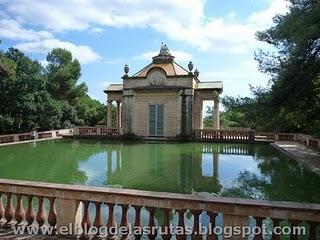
31;128;38;140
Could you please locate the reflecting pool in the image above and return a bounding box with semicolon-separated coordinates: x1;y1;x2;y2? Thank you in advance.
0;139;319;203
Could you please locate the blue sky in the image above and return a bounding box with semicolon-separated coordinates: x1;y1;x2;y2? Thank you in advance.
0;0;288;103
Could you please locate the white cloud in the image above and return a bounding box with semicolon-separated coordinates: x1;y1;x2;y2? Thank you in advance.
2;0;203;31
0;19;53;41
202;60;269;97
15;39;101;64
227;12;236;20
89;27;104;33
1;0;289;54
134;50;192;62
0;17;101;64
247;0;289;29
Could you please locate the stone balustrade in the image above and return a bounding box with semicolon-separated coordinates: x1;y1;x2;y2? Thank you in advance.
257;132;320;150
0;129;73;145
194;129;255;142
256;132;297;141
298;133;320;149
0;179;319;239
74;127;122;137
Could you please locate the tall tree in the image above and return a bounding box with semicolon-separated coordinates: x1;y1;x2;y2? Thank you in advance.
255;0;320;134
0;48;49;133
221;0;320;136
45;48;87;104
0;46;106;134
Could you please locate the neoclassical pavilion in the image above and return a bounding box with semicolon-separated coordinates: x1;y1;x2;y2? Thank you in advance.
104;45;223;139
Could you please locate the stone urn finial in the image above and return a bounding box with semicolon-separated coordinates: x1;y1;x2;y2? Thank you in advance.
194;68;199;78
188;61;194;73
124;64;129;77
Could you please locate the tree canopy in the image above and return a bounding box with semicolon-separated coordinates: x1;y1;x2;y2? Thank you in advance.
0;46;106;134
221;0;320;136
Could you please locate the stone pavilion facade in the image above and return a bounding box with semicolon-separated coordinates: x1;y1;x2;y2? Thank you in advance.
104;45;223;139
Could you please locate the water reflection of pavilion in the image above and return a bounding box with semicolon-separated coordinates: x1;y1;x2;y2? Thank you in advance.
104;143;253;195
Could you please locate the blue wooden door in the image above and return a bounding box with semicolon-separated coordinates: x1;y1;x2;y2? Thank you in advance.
149;104;164;136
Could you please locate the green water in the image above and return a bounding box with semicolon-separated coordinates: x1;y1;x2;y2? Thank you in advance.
0;139;319;203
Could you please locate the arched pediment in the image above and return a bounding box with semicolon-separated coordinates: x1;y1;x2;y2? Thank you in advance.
147;67;167;86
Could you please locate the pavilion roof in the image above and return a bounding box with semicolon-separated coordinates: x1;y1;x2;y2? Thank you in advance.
196;82;223;90
132;44;189;77
132;61;189;77
104;84;123;93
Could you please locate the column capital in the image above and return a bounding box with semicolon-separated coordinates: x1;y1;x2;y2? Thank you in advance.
107;100;113;104
213;96;220;102
116;100;122;104
179;89;194;96
212;90;220;99
123;89;134;96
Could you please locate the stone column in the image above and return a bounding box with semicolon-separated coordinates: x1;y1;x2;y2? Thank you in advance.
116;100;122;128
199;101;203;129
107;100;113;128
213;96;220;130
185;90;194;137
180;89;194;138
123;90;134;135
193;92;203;130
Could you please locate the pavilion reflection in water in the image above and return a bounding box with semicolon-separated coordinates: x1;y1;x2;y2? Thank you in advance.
104;143;254;194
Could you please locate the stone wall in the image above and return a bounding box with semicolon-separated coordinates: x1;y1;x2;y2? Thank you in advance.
131;90;181;137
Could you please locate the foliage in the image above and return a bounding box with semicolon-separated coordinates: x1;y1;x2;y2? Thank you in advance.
0;46;106;134
221;0;320;136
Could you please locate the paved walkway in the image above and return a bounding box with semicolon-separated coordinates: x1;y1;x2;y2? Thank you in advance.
0;137;62;147
271;141;320;175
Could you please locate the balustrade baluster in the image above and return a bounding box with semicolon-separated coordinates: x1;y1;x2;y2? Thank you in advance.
255;217;264;240
120;204;129;240
4;193;15;228
147;207;157;240
15;194;25;226
36;196;46;227
309;221;318;240
290;220;300;240
26;195;35;226
48;198;57;227
207;212;217;240
80;201;91;240
48;197;57;235
134;205;143;239
93;202;103;239
176;209;185;240
0;193;4;222
107;203;116;240
162;208;171;240
192;210;202;240
272;218;281;240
